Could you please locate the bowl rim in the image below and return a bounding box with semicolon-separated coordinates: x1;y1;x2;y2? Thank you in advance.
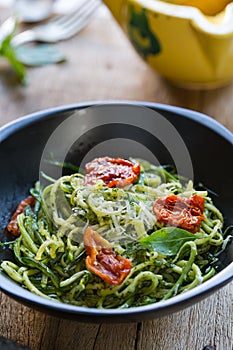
132;0;233;36
1;100;233;143
0;100;232;320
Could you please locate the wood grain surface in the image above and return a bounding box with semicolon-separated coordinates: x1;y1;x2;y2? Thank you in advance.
0;5;232;350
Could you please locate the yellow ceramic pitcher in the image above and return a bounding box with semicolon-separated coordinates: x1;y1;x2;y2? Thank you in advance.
103;0;233;88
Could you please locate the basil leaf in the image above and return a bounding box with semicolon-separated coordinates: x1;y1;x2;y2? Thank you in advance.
15;44;66;66
0;21;27;84
140;227;198;256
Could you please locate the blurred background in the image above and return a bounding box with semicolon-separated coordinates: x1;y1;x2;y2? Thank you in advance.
0;0;232;132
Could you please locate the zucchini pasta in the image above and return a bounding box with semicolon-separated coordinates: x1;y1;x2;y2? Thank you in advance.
1;158;230;309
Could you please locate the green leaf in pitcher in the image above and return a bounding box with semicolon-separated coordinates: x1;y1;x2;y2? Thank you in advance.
128;6;161;59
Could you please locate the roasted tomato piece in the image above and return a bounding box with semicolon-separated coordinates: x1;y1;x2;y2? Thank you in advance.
7;196;36;236
84;157;140;187
84;227;132;285
153;195;205;233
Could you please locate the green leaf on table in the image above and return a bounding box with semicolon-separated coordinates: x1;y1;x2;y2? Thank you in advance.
140;227;198;256
0;23;27;84
15;44;67;66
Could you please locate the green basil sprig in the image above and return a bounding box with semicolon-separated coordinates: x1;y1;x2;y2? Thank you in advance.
0;19;26;83
140;227;198;256
0;18;66;84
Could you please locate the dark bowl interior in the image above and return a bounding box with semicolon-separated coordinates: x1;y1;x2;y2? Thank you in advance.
0;102;232;323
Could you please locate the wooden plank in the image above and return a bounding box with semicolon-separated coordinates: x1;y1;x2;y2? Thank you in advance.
93;323;138;350
136;284;232;350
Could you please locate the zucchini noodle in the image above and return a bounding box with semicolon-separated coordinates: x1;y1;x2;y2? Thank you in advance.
1;159;231;308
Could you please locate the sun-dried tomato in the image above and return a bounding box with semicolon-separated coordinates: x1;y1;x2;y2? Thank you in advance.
84;157;140;188
84;227;132;285
7;196;36;236
153;195;205;233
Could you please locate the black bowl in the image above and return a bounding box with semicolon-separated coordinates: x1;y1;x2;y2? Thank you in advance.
0;101;232;323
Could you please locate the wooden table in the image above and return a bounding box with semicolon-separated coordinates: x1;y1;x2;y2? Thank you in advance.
0;4;232;350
